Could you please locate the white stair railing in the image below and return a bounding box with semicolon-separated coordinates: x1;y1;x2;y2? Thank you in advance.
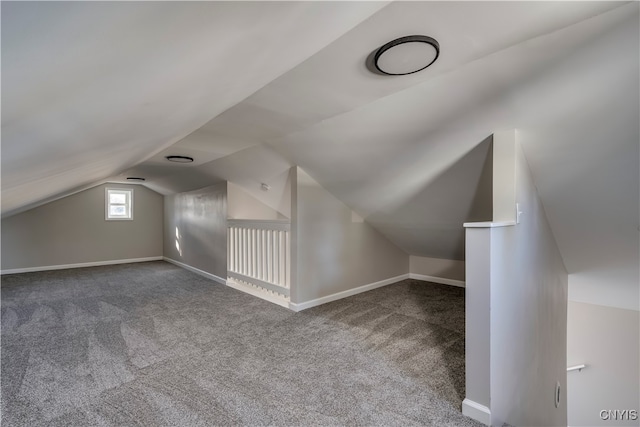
227;219;290;298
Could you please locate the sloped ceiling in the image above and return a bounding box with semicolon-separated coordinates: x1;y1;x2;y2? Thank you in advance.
2;2;638;309
1;0;387;215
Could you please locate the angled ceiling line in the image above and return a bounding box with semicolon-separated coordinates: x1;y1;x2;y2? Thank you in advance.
1;1;391;215
110;1;394;176
259;1;633;149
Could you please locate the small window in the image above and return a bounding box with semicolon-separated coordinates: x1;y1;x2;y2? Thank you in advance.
106;188;133;220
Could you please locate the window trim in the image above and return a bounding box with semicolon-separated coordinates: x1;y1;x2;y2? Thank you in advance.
105;188;133;221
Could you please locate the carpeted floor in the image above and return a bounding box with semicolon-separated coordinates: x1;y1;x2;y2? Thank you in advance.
1;261;482;426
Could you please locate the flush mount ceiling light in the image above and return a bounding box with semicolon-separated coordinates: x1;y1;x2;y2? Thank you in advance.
165;155;194;163
369;35;440;76
126;177;146;181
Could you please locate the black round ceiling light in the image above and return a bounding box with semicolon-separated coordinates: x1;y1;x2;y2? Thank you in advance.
369;35;440;76
165;155;194;163
126;177;146;181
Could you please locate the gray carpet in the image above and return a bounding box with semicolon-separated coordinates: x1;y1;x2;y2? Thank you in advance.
1;261;482;426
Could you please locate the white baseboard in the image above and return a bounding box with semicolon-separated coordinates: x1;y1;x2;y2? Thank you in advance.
0;256;163;275
163;258;288;308
225;278;290;309
288;273;410;312
162;257;226;285
462;398;491;426
409;273;466;288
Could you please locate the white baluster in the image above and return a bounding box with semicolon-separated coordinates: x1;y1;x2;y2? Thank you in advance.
228;227;232;271
233;227;237;273
266;230;272;283
230;227;233;273
243;228;247;276
284;230;289;288
250;229;253;277
273;230;280;283
260;230;266;280
273;230;279;285
252;229;257;279
235;227;239;273
247;228;251;277
272;229;278;284
247;228;251;278
254;230;260;279
255;230;260;279
279;230;285;286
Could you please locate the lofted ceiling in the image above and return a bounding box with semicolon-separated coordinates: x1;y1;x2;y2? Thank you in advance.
1;0;387;215
2;2;638;309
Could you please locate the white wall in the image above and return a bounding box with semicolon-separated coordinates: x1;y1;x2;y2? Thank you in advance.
464;228;492;416
465;138;568;426
163;183;227;280
198;145;293;218
364;136;493;261
515;11;639;312
1;183;163;271
410;256;465;282
227;181;287;220
489;142;568;427
293;168;409;304
568;301;639;426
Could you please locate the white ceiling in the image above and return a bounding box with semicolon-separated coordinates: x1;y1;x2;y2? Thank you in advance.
204;1;621;142
2;2;638;309
1;1;387;215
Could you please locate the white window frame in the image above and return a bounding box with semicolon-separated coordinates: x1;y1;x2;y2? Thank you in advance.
105;188;133;220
